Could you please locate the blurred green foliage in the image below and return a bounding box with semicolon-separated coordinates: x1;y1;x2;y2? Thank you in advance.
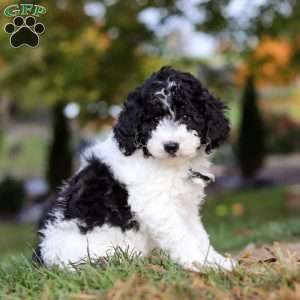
0;0;299;109
0;0;171;108
266;114;300;153
0;130;47;178
0;0;299;188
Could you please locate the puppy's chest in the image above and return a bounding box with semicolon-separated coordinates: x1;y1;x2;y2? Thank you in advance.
129;167;204;203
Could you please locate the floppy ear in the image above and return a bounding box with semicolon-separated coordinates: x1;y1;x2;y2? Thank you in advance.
197;89;230;153
113;90;143;156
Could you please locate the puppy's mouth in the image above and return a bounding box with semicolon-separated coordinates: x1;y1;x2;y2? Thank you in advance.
158;151;195;160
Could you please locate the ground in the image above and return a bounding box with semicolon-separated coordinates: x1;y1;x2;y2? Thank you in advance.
1;186;300;299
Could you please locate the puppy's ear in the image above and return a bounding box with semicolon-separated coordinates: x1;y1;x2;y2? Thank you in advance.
113;90;143;156
197;89;230;153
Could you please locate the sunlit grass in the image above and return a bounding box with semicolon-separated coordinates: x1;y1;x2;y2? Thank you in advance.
1;187;300;298
1;248;300;300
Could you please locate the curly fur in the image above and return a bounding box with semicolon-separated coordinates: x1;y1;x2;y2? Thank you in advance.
34;67;235;272
114;66;230;156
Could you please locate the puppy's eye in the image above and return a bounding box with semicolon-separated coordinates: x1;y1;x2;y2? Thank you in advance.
182;115;190;121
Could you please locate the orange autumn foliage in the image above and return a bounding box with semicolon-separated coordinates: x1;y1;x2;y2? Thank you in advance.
236;37;296;87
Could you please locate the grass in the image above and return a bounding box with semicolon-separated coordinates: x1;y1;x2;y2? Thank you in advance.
0;223;36;258
1;248;300;299
202;186;300;251
1;186;300;299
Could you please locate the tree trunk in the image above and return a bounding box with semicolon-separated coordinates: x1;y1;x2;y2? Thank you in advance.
237;74;265;181
46;101;73;191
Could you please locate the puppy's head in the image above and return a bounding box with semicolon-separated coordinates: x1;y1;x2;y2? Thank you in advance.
113;66;230;160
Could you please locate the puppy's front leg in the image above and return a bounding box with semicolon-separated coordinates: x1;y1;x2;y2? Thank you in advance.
189;216;236;271
136;200;209;272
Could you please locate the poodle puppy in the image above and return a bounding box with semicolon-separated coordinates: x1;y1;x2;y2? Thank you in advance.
34;66;235;272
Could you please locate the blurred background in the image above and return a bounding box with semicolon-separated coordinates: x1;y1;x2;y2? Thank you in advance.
0;0;300;259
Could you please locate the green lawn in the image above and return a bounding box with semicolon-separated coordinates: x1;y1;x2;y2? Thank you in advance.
1;244;300;299
0;132;48;178
1;186;300;299
0;223;36;259
203;186;300;251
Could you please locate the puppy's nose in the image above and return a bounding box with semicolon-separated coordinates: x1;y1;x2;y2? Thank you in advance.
164;142;179;155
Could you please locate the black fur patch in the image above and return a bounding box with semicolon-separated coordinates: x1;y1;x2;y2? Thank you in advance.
37;157;138;234
188;169;211;183
34;157;139;264
61;156;139;233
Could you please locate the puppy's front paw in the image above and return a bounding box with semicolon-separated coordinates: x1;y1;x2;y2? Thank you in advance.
181;260;203;273
206;255;237;271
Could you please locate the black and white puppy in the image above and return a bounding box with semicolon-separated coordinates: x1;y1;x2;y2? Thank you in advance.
34;67;235;271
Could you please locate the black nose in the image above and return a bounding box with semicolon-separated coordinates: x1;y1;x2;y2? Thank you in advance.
164;142;179;155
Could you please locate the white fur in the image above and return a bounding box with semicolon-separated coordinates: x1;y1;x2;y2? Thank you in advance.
39;210;153;267
154;79;176;118
40;133;235;271
147;117;200;160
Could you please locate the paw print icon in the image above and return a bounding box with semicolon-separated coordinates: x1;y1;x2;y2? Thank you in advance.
4;16;45;48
